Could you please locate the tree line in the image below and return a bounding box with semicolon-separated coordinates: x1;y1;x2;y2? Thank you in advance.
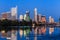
0;19;32;32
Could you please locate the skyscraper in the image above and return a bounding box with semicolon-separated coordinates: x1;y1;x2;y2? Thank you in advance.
11;6;17;20
37;15;39;22
38;14;41;22
0;14;2;20
41;15;46;23
19;15;24;21
1;12;11;20
24;14;26;21
2;13;8;20
6;12;11;20
49;16;54;23
34;8;38;22
24;10;30;21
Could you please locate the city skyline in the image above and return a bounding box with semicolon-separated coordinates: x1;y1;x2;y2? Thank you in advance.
0;0;60;40
0;6;57;23
0;0;60;22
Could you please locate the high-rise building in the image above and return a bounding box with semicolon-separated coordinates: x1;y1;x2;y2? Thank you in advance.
0;14;2;20
41;15;46;23
59;18;60;24
1;12;11;20
6;12;11;20
19;15;24;21
49;16;54;23
49;16;52;23
24;14;26;21
24;10;30;21
38;14;41;22
34;8;38;22
11;6;17;20
2;13;7;20
37;15;39;22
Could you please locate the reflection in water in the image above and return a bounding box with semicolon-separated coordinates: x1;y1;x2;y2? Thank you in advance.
0;26;60;40
1;30;5;34
36;26;46;35
1;30;6;37
19;29;23;37
34;26;46;40
41;26;46;34
24;30;26;36
34;27;38;40
49;27;54;35
11;30;17;40
6;31;11;40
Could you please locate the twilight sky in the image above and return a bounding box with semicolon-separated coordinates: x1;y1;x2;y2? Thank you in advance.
0;0;60;22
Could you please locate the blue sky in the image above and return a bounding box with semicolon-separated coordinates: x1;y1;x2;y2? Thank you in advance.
0;0;60;22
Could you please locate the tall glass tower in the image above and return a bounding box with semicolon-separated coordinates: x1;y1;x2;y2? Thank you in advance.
34;8;37;22
11;6;17;20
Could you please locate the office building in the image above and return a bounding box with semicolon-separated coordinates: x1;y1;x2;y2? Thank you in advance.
49;16;54;23
19;15;24;21
51;18;54;23
11;6;17;20
1;12;11;20
38;14;41;22
49;16;52;23
6;12;11;20
2;13;7;20
34;8;38;22
24;10;30;21
37;15;39;22
41;15;46;23
0;14;2;20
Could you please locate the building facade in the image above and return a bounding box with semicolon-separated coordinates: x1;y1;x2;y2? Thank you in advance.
49;16;54;23
1;12;11;20
11;6;17;20
41;15;46;23
24;11;30;22
38;14;41;22
19;15;24;21
34;8;38;22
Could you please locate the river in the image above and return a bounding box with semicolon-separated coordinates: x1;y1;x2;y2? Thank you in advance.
0;26;60;40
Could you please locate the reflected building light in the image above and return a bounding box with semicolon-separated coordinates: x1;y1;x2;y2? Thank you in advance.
19;30;23;37
38;28;42;34
11;30;17;40
41;27;46;34
32;24;35;28
24;30;27;36
49;27;54;35
1;30;6;37
34;27;38;40
1;30;5;34
34;27;38;34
